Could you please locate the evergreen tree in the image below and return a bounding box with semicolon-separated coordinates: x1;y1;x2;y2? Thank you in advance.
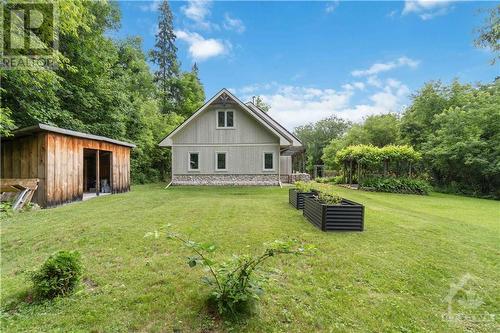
150;0;180;113
192;62;199;75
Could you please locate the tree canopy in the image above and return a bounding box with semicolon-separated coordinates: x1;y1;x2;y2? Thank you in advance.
474;5;500;65
294;116;351;172
318;79;499;198
2;0;205;183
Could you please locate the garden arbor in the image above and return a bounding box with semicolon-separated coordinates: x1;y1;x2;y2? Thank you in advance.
335;145;421;184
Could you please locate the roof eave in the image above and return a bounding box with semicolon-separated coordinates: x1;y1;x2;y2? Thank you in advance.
9;124;136;148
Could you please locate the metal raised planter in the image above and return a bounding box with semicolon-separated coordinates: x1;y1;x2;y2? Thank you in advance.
303;196;364;231
289;188;315;210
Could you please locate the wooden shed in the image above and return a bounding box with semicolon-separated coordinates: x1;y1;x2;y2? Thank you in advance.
1;124;135;208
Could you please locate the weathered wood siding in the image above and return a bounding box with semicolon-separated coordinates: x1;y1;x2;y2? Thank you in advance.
1;132;47;206
1;132;131;208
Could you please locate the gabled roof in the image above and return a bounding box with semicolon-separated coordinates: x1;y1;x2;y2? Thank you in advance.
245;102;302;147
9;124;136;148
159;88;298;147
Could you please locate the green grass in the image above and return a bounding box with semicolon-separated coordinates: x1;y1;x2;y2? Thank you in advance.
1;185;499;332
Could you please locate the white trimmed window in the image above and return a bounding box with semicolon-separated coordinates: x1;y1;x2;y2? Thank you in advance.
215;152;227;171
263;152;275;171
188;152;199;171
216;110;234;128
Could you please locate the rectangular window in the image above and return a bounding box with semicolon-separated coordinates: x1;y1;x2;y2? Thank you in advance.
216;152;227;171
264;152;274;170
189;152;199;171
216;110;235;128
217;111;226;127
226;111;234;127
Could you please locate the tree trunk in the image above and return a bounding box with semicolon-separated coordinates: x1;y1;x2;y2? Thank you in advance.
349;160;353;185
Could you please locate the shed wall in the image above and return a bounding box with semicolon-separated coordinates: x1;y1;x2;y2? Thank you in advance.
1;132;131;207
1;132;47;206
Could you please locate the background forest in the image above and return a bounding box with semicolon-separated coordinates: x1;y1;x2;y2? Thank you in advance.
1;0;205;183
1;1;498;198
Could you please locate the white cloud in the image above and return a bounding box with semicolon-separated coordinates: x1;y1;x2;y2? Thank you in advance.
182;0;215;30
235;78;410;130
419;7;450;20
140;0;160;12
342;82;365;91
366;76;383;88
387;10;399;18
237;82;278;94
176;30;229;61
402;0;453;20
325;1;340;14
351;56;420;77
223;13;245;33
256;86;353;129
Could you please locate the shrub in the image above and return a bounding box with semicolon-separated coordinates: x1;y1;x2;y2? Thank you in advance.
0;201;14;218
30;251;83;299
317;191;342;205
315;175;343;184
294;181;315;192
360;176;432;195
335;144;421;166
166;231;309;318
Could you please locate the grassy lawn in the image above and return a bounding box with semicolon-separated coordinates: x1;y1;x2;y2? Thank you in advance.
1;184;499;332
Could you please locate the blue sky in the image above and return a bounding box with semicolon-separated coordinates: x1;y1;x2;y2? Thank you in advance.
116;1;498;129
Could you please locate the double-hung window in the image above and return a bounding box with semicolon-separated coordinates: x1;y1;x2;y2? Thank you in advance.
217;110;234;128
215;152;227;171
188;152;199;171
263;152;274;171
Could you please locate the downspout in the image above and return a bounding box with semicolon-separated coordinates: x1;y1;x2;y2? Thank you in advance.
278;149;282;188
165;146;173;189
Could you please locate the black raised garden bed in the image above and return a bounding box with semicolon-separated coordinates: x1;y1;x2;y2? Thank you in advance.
289;188;315;210
303;195;364;231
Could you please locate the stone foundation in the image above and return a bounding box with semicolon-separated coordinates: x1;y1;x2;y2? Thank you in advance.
173;174;280;186
280;173;311;183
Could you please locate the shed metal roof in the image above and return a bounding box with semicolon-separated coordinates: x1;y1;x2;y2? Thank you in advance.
8;124;136;148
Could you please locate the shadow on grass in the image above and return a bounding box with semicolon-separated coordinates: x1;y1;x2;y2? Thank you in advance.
201;296;260;330
1;277;98;318
1;288;38;315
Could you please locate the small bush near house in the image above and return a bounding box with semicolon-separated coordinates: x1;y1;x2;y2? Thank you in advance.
166;231;309;318
315;175;344;184
360;177;432;195
294;181;316;192
30;251;83;299
317;191;343;205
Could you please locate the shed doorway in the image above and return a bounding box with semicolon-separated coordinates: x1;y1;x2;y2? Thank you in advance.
83;149;112;197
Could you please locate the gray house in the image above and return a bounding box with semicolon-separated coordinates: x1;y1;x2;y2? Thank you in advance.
159;89;308;185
